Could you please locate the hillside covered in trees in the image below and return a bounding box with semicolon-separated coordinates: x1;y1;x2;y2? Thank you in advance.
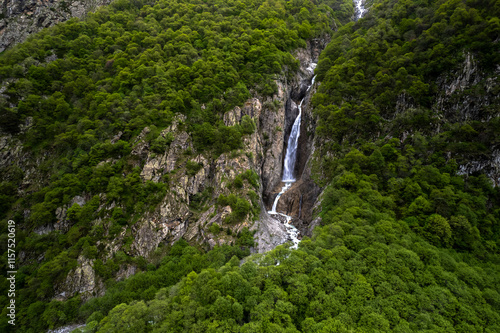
1;0;500;332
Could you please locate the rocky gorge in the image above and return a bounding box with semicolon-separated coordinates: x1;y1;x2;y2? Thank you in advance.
130;37;328;253
0;0;499;331
3;0;497;306
0;36;330;301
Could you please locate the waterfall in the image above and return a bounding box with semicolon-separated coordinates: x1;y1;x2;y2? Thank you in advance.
271;182;292;213
268;69;316;249
354;0;367;20
282;75;316;182
282;102;302;182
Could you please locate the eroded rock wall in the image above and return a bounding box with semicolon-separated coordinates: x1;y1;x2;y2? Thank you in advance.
265;39;326;236
395;52;500;186
0;35;331;300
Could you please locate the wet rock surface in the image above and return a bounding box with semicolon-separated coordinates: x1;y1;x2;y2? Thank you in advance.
263;40;326;237
275;178;321;229
0;39;330;303
264;39;326;207
261;40;328;245
251;208;289;253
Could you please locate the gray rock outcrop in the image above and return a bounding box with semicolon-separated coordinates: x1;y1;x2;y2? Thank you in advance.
54;255;104;301
123;39;330;259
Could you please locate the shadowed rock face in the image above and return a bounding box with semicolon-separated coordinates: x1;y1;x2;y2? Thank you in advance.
296;90;316;182
271;89;321;235
276;179;320;221
262;38;327;210
264;47;324;236
264;39;325;234
270;161;321;237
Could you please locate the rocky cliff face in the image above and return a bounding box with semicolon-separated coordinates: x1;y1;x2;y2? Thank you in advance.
263;39;327;237
3;38;328;300
435;53;499;123
392;52;500;186
434;53;499;185
126;39;329;256
0;0;113;52
436;53;500;186
0;117;48;206
0;1;336;303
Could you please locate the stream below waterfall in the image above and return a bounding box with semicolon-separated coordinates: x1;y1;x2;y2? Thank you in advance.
354;0;367;19
268;67;316;249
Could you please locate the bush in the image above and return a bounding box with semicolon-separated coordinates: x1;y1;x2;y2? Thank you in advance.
240;115;256;135
186;160;203;176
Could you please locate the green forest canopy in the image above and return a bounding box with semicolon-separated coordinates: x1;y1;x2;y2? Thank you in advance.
0;0;499;331
0;0;351;331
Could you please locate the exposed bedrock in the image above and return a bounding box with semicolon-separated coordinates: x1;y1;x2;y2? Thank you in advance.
263;43;324;236
261;38;326;209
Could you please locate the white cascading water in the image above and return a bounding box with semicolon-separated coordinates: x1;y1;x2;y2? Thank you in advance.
283;74;316;182
269;184;300;249
282;102;302;180
354;0;367;20
268;65;316;249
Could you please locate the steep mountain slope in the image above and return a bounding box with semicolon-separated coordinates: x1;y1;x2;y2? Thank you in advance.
70;0;499;332
0;0;114;52
0;0;353;331
1;0;499;332
312;0;500;250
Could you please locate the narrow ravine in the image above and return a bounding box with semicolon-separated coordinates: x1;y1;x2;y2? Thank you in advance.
268;68;316;249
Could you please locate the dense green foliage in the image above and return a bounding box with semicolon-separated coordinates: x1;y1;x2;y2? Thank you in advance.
1;0;500;331
0;0;345;147
215;169;262;223
314;0;500;144
72;212;500;332
322;140;500;254
0;0;350;331
310;0;500;252
2;237;254;332
65;0;500;332
72;137;500;332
